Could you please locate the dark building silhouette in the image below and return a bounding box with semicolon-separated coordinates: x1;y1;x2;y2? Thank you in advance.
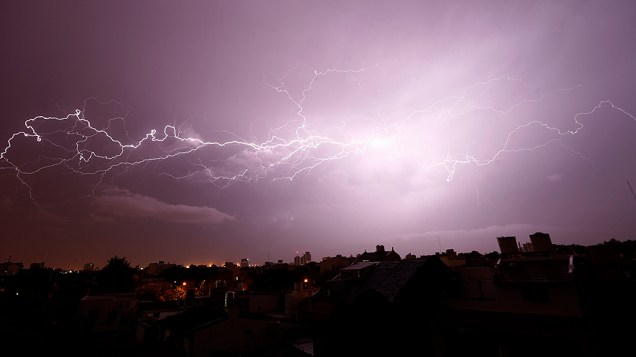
299;257;450;356
297;234;636;357
437;235;636;357
497;236;519;256
0;261;23;275
319;255;354;280
529;231;554;253
2;234;635;357
354;244;401;263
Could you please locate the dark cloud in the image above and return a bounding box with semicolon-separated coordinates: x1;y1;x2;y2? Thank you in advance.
91;189;235;224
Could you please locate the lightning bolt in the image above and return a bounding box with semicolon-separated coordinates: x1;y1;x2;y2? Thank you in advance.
429;99;635;182
1;66;635;206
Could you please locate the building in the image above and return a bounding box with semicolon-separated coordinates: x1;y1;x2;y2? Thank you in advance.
497;236;519;256
319;255;354;279
529;231;554;253
285;279;319;321
0;261;23;275
300;257;450;356
436;233;630;357
404;253;417;260
137;305;310;357
353;244;401;263
294;251;312;266
439;249;467;268
78;292;138;332
145;261;177;276
301;252;311;265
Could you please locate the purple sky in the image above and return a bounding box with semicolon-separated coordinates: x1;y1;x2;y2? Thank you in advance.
2;0;635;269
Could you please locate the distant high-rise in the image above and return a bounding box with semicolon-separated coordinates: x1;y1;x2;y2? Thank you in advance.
240;258;249;268
294;251;312;265
146;261;177;276
83;263;95;271
29;262;45;269
497;236;519;255
521;242;534;253
529;232;553;253
301;251;312;265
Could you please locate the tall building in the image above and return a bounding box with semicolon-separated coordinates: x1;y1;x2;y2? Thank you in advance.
529;231;553;253
497;236;519;255
240;258;249;268
301;251;311;265
29;262;45;269
293;251;312;266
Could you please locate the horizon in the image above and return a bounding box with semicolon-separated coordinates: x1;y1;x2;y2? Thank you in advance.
4;232;631;271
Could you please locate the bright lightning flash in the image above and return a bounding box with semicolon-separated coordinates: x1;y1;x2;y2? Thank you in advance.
1;67;634;206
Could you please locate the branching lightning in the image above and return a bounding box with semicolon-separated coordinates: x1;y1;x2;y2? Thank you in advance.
1;67;635;206
429;98;635;181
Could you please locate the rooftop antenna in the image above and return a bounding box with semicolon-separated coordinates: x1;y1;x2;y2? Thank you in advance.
437;233;442;253
627;179;636;204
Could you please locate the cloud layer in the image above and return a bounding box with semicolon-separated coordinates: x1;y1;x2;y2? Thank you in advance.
92;189;235;224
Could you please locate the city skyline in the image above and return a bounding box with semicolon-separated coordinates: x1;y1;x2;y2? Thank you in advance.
2;1;636;270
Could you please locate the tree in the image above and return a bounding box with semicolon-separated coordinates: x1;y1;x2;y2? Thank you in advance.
96;256;136;293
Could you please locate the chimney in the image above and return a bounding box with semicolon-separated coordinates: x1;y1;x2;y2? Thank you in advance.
376;245;385;253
